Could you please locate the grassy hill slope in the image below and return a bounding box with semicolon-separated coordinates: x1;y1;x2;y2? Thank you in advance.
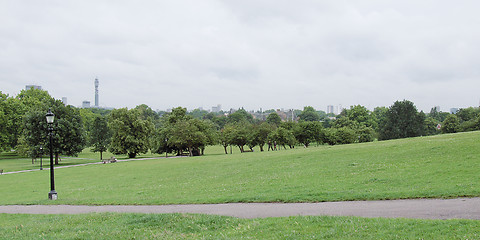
1;131;479;205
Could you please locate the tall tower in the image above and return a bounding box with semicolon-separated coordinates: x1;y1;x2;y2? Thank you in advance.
94;77;99;107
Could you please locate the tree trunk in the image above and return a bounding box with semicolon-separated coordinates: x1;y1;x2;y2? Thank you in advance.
259;144;264;152
188;146;193;157
55;153;59;165
223;145;228;154
100;151;103;160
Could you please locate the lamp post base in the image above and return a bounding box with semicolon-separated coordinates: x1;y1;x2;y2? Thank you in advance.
48;190;58;200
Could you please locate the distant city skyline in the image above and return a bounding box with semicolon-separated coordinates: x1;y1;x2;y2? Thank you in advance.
3;2;480;112
20;83;476;113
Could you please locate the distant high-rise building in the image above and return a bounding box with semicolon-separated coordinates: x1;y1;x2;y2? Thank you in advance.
94;77;99;107
450;108;459;114
62;97;67;105
212;104;222;113
327;105;334;114
82;101;91;108
25;85;42;90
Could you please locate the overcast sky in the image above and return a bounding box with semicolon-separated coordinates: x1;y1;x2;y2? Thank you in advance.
1;1;480;112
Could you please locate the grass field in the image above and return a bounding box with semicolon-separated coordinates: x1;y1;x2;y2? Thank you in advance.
1;213;479;239
1;131;479;205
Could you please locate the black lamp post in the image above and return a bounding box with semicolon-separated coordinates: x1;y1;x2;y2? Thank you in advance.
46;109;57;200
165;138;168;158
40;146;43;170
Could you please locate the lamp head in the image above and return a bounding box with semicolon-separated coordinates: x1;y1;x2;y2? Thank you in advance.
46;109;55;124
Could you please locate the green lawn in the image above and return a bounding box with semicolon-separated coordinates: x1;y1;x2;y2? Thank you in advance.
1;213;478;239
1;131;479;205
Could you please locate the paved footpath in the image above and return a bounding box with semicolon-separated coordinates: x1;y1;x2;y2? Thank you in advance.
1;157;170;175
1;198;479;220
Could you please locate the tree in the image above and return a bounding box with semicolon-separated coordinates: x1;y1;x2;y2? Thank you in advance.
372;106;388;133
20;100;86;164
228;121;251;153
298;106;320;122
266;112;282;126
0;92;9;151
293;121;323;147
357;125;375;143
227;108;254;124
169;119;209;156
153;107;215;156
6;89;52;151
109;108;154;158
324;127;357;145
89;116;111;160
219;125;235;154
20;110;48;161
442;115;459;133
188;108;209;119
424;117;440;136
456;107;480;122
428;107;449;123
332;117;358;129
342;105;376;129
250;122;276;152
379;100;424;140
268;127;296;149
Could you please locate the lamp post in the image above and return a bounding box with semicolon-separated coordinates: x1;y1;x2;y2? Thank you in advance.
165;138;168;158
46;109;57;200
40;146;43;170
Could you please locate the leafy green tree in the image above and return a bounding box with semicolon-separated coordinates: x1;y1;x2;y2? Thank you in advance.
78;108;100;143
0;92;10;151
342;105;376;129
268;127;296;149
298;106;320;122
188;108;209;119
20;100;86;164
428;107;450;123
89;116;111;160
250;122;276;152
153;107;216;156
227;121;251;153
266;112;282;126
293;121;323;147
219;125;234;154
372;106;388;132
227;109;254;124
17;88;53;111
52;102;86;162
20;110;48;161
8;89;52;150
458;118;480;132
379;100;425;140
357;125;375;143
109;108;154;158
279;121;297;131
442;115;460;133
332;117;358;129
424;117;440;136
456;107;480;122
324;127;357;145
169;119;214;156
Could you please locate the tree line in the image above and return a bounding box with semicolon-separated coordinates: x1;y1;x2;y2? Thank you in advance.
2;88;480;162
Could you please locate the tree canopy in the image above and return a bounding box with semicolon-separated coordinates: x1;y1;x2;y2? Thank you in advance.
379;100;425;140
